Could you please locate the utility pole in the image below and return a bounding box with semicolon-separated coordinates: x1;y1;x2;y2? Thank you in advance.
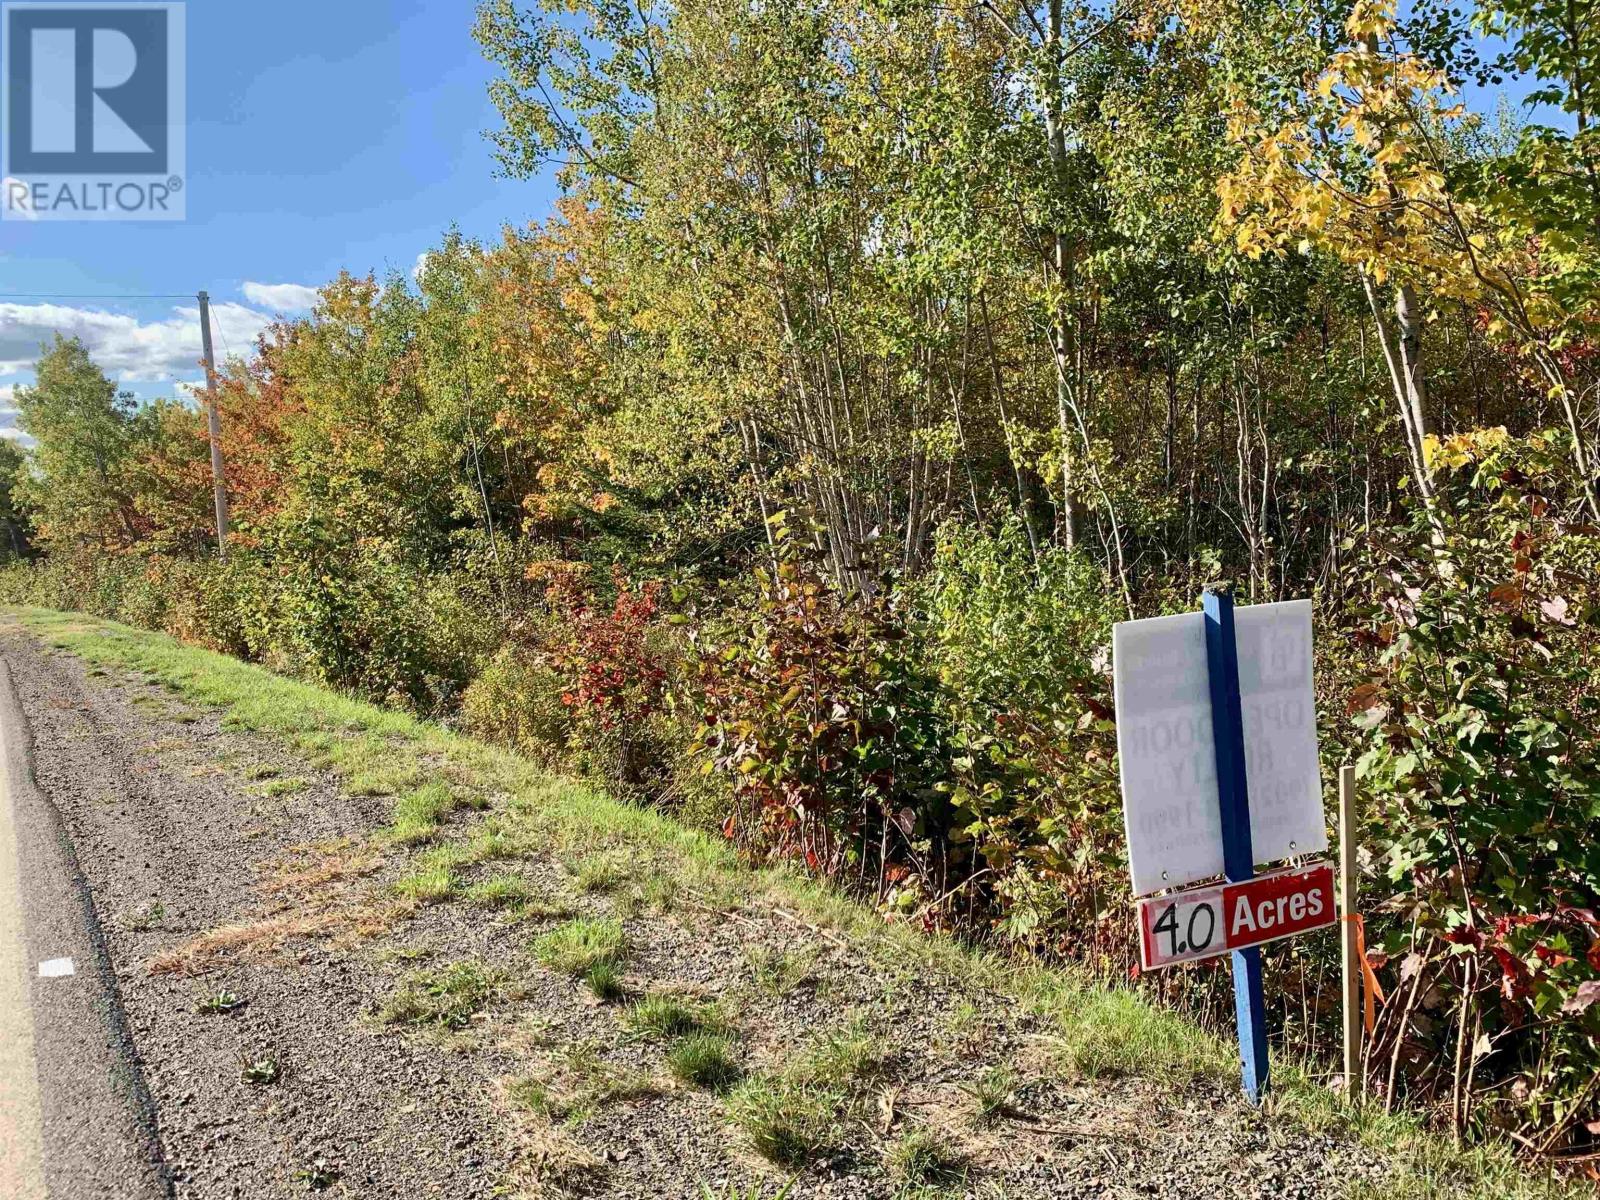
197;291;229;558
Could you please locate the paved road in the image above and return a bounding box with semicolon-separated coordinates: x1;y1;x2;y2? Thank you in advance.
0;659;171;1200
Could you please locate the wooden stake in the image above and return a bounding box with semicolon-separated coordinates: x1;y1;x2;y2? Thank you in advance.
1339;764;1361;1092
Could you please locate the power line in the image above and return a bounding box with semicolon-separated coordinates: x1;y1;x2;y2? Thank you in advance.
0;292;197;300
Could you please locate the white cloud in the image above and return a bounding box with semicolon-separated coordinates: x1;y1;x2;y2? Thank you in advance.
0;300;274;380
240;281;319;312
0;383;30;446
413;251;434;283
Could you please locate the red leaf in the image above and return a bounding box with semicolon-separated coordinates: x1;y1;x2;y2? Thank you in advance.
1560;980;1600;1016
1488;581;1523;609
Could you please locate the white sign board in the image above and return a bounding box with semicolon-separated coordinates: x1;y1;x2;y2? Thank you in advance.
1113;599;1326;897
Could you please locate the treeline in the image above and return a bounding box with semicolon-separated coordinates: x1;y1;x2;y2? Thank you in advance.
4;0;1599;1158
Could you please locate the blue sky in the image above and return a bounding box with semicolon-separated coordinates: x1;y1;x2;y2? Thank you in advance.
0;0;560;437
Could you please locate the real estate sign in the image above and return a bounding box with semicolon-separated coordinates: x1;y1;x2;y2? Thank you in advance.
1112;599;1326;897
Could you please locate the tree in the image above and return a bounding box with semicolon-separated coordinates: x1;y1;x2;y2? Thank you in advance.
15;336;148;550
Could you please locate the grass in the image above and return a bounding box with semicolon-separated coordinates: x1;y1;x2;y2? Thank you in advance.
379;960;502;1030
745;945;816;995
7;606;1579;1200
506;1042;663;1124
666;1034;740;1091
886;1127;964;1190
583;960;626;1001
260;776;306;797
725;1074;844;1167
789;1021;882;1088
1051;985;1232;1084
392;863;457;904
571;851;627;894
533;917;625;977
463;872;532;910
389;781;457;846
963;1063;1016;1126
622;992;724;1041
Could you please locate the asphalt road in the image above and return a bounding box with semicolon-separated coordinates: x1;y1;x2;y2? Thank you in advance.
0;658;171;1200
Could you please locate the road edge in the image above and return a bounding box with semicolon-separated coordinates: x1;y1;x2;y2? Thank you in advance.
0;656;177;1200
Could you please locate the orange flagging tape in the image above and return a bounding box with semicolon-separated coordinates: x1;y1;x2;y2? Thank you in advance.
1342;912;1386;1034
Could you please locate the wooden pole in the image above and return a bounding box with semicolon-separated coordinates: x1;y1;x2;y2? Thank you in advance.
1340;764;1361;1092
197;290;229;558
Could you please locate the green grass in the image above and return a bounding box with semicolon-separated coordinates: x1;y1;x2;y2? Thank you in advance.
886;1126;964;1190
963;1062;1016;1126
744;945;815;996
725;1075;844;1167
392;865;455;903
583;960;626;1002
8;606;1577;1200
463;872;532;910
533;917;625;977
623;993;724;1041
666;1034;740;1091
789;1021;882;1088
389;781;457;846
259;775;306;797
379;960;502;1030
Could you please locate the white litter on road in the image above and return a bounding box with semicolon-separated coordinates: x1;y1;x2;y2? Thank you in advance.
36;959;74;979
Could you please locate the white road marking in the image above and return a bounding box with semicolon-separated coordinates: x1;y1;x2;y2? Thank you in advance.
37;957;74;978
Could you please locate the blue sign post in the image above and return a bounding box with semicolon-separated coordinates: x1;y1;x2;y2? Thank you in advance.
1202;588;1271;1104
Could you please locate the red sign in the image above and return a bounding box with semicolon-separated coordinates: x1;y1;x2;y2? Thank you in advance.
1138;863;1334;971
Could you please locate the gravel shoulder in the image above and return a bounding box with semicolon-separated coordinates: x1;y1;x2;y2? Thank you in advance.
0;613;1565;1200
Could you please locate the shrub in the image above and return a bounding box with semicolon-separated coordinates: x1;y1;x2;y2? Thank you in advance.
694;523;952;900
1346;428;1600;1143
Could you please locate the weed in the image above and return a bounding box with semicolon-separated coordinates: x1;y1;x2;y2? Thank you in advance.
696;1179;795;1200
584;960;626;1002
887;1126;964;1189
464;873;532;910
392;863;456;904
261;776;306;797
241;1053;280;1085
668;1034;740;1091
533;918;624;976
745;945;815;996
379;960;502;1030
624;992;723;1041
196;989;244;1015
245;763;281;780
726;1075;842;1167
292;1158;337;1191
963;1063;1016;1126
126;900;166;931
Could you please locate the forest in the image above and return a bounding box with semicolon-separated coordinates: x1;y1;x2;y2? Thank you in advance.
2;0;1598;1165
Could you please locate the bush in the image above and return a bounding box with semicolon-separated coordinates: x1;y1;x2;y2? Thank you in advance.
1346;429;1600;1144
693;524;952;900
914;520;1124;957
459;642;574;767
